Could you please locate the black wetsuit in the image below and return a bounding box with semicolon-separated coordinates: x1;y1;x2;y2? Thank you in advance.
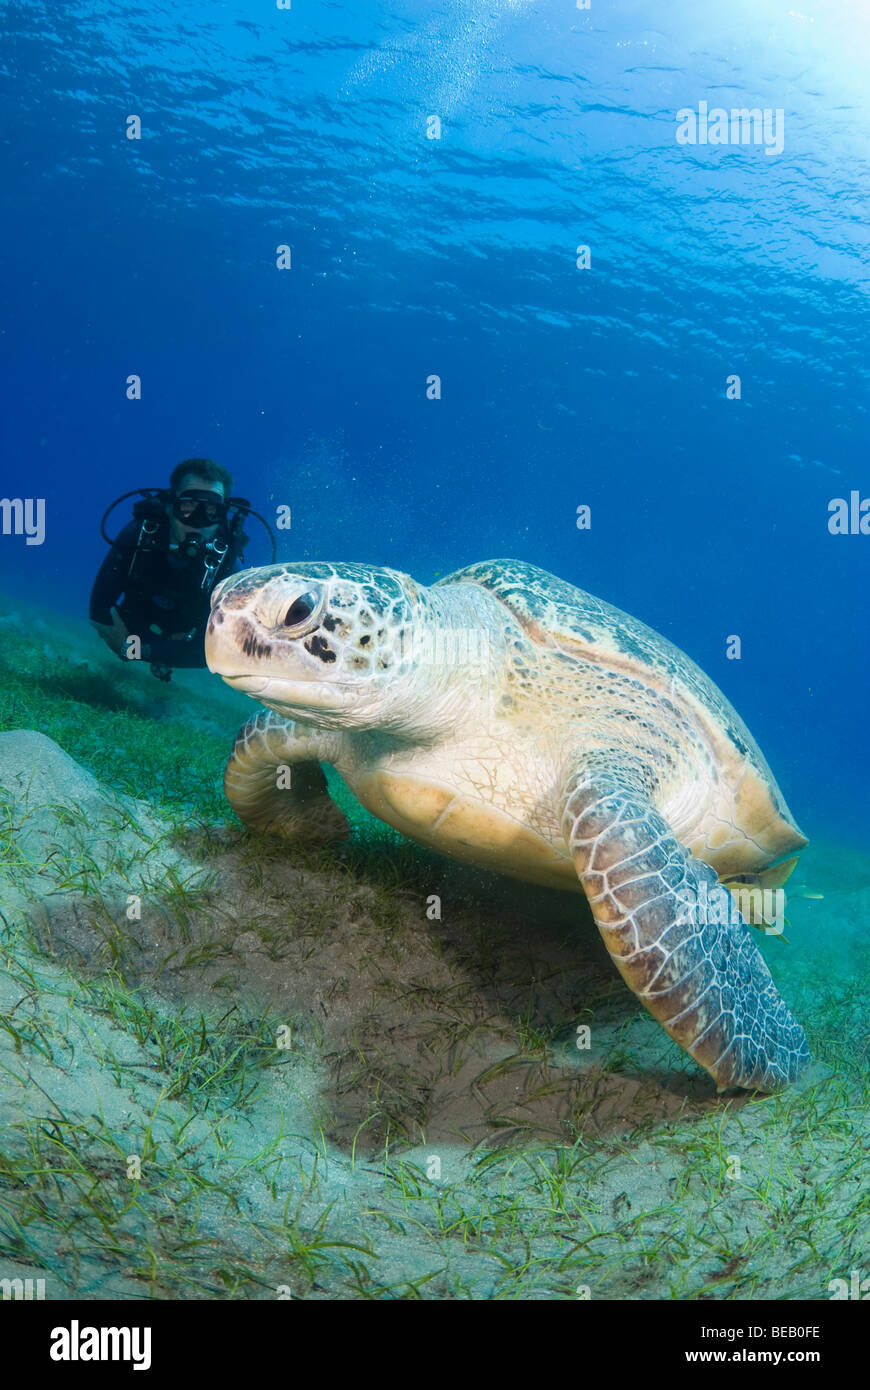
89;514;245;669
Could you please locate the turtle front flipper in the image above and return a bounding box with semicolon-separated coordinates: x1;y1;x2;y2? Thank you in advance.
224;711;349;844
563;769;809;1092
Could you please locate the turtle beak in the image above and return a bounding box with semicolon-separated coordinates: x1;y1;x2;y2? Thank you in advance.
204;573;349;714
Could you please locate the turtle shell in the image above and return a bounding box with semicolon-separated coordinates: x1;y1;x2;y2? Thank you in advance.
436;559;807;866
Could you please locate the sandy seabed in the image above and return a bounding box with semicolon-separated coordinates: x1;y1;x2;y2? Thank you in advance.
0;596;867;1300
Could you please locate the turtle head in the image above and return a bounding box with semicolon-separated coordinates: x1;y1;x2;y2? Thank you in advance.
206;561;442;730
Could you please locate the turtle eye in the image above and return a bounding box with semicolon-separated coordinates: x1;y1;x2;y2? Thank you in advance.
282;589;321;629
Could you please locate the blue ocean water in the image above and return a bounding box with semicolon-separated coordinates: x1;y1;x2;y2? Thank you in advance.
1;0;868;845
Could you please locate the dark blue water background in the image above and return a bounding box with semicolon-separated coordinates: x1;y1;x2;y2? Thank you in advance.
1;0;868;845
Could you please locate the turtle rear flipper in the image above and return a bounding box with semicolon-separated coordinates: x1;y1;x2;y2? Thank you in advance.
225;712;349;844
563;770;809;1092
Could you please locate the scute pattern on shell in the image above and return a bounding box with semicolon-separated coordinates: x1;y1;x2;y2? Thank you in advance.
436;558;777;806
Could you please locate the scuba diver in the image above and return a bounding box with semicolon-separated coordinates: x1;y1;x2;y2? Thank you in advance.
91;458;275;682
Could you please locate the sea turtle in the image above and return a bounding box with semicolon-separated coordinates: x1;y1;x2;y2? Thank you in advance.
205;558;809;1092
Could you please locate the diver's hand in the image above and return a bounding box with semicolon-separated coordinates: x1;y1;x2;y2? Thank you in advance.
92;606;129;658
